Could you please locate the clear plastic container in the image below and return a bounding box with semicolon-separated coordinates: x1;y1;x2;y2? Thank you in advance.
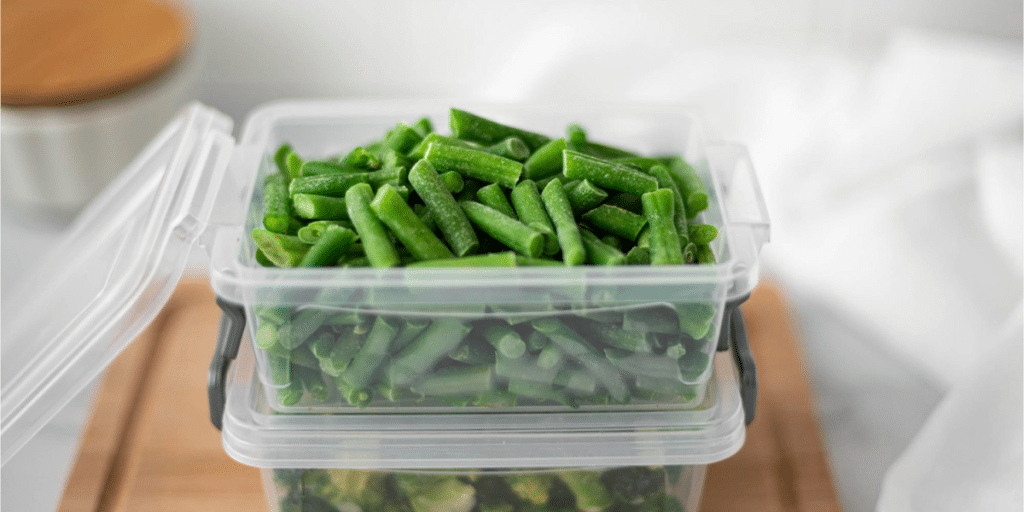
1;100;767;467
219;320;750;512
204;101;769;413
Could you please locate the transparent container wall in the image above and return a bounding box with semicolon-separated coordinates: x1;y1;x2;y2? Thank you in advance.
210;102;755;414
261;465;706;512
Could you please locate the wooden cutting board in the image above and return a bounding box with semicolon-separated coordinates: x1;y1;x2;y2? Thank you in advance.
57;280;840;512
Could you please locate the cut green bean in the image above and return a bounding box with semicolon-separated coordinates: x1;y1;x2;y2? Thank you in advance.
407;252;518;268
526;330;549;352
510;180;560;256
391;318;431;353
484;137;530;161
574;317;652;352
309;332;337;359
623;306;679;334
554;367;597;395
411;365;494;396
365;166;407;189
408;133;476;160
300;160;352;177
289;174;370;198
666;156;709;218
522;138;566;180
514;255;563;266
297;220;354;244
579;228;626;265
601;234;622;251
440;171;464;194
387;319;472;386
564;179;608;215
383;122;423;154
687;224;718;244
537;343;564;369
262;173;292;233
648;165;691;248
605;349;683;381
540;179;586;265
641;189;684;265
255;322;279;350
625;246;652;265
286;152;304;180
482;323;527;359
370;183;453;261
341;316;400;391
334;375;371;407
676;303;716;340
449;108;551;151
424;143;522;188
254;248;274;267
319;329;362;377
507;379;576;407
695;243;716;264
460;201;544;258
340;146;381;170
295;366;329;402
298;225;357;267
278;378;304;406
563;150;657;195
495;353;560;384
292;193;348;220
273;144;293;176
412;116;433;137
683;242;698;264
252;228;310;267
408;159;479;257
277;309;333;349
476;183;517;219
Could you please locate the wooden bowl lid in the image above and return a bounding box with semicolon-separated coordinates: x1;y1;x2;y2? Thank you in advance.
2;0;190;106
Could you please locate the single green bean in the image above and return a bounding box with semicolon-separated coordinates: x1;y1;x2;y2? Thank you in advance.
407;133;476;160
460;201;544;258
411;365;495;396
344;182;399;270
334;374;372;407
526;330;549;352
294;366;330;402
319;329;362;377
297;220;355;244
412;116;433;138
448;339;496;366
341;316;401;391
563;150;657;195
537;343;564;369
370;183;453;261
540;179;585;265
407;252;518;268
507;379;576;407
386;319;472;386
309;332;337;359
573;317;652;352
300;160;353;177
625;246;652;265
554;367;597;395
424;143;522;188
449;108;551;151
262;173;292;233
641;189;684;265
687;224;718;244
440;171;464;194
564;179;608;214
251;228;310;267
648;165;690;247
666;156;709;218
391;318;431;354
340;146;381;170
695;243;715;264
298;225;357;267
255;322;279;350
484;137;530;161
273;144;293;176
383;122;423;154
292;193;348;220
510;180;560;256
522;138;567;180
601;234;622;251
277;309;333;349
476;183;517;218
579;228;626;265
408;159;479;257
286;152;304;180
495;353;560;384
365;166;407;189
482;323;527;359
289;174;370;198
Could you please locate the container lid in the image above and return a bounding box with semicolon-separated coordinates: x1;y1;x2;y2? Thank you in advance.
0;102;234;465
1;0;190;106
220;345;746;469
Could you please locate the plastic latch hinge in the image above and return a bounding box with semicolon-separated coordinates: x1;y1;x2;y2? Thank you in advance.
717;294;750;352
208;298;245;431
728;308;757;426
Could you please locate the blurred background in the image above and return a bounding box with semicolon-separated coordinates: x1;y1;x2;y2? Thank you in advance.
2;1;1021;511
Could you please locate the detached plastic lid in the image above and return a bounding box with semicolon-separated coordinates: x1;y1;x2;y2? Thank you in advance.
220;346;746;470
0;102;234;465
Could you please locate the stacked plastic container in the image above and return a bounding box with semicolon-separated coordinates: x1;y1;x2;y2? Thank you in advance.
0;101;769;512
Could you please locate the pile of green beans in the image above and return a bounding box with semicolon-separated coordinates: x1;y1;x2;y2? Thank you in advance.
252;109;720;409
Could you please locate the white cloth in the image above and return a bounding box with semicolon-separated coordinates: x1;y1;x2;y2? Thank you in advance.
480;26;1023;511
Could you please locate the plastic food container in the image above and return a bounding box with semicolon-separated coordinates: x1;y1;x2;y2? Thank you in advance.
200;101;769;416
1;102;769;512
220;310;755;512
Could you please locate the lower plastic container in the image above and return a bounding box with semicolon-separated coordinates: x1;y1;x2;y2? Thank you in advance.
217;308;755;512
